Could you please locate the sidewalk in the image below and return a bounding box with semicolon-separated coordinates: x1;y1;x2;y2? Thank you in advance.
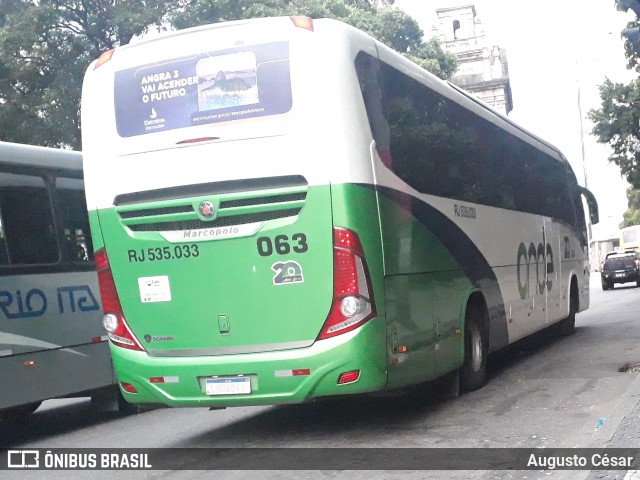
563;371;640;480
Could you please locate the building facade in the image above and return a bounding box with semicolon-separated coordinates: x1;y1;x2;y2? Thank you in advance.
432;4;513;115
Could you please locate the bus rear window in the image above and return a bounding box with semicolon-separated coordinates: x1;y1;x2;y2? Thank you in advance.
114;42;292;137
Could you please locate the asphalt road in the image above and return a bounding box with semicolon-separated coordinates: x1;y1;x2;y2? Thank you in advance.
2;273;640;480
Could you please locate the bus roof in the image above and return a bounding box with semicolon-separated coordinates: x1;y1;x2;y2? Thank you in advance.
444;80;565;161
88;16;569;170
0;141;82;176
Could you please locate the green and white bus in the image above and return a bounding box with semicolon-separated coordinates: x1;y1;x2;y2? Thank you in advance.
0;141;116;418
81;16;599;408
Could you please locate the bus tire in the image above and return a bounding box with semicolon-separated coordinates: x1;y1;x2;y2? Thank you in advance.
0;401;42;421
460;303;488;392
117;389;141;415
554;285;578;336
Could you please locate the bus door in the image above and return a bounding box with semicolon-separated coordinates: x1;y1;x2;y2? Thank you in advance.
517;219;548;337
543;220;563;324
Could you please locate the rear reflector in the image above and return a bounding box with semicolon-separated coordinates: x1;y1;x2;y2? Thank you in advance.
337;370;360;385
120;382;137;394
149;376;180;384
274;369;311;377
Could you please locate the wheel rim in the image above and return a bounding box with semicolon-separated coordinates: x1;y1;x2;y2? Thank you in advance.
469;324;483;372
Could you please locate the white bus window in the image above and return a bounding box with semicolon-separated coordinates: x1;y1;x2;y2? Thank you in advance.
0;174;58;265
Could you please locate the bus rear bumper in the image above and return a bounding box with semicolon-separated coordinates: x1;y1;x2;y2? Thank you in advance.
110;318;387;408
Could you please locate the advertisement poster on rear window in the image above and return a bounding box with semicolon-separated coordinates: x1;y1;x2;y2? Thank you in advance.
114;42;292;137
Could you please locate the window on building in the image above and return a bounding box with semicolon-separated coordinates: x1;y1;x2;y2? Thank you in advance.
453;20;461;39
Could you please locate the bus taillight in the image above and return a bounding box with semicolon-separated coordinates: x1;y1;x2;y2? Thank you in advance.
95;248;143;351
318;228;376;340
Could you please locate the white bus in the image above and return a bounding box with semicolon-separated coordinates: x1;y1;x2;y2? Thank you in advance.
0;141;117;418
81;17;599;408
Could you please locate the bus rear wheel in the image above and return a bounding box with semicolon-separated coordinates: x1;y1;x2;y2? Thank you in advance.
554;286;577;336
460;303;488;392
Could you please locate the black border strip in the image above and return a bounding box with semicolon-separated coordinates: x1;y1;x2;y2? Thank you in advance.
374;185;509;351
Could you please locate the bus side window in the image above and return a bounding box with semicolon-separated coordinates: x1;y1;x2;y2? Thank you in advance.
355;53;392;167
56;180;94;262
0;207;9;264
0;178;59;265
573;189;588;247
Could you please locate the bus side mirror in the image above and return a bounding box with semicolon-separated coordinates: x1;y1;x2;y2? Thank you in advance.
578;186;599;225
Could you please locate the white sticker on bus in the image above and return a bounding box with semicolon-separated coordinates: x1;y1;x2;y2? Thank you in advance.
138;276;172;303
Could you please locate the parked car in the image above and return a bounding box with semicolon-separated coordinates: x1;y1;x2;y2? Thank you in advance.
600;253;640;290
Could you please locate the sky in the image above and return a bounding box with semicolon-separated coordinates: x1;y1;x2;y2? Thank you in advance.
393;0;636;241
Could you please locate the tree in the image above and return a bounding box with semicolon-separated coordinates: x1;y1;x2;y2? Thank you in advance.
618;0;640;68
0;0;180;149
0;0;455;149
620;187;640;227
589;1;640;224
588;78;640;189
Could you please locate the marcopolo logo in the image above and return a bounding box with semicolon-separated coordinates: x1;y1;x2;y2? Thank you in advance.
198;200;216;220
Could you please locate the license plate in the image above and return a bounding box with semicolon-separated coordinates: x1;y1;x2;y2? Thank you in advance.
205;376;251;396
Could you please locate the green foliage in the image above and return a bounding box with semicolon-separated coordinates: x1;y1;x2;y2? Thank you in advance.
590;2;640;198
0;0;455;149
588;78;640;189
616;0;640;70
628;186;640;209
621;19;640;71
0;0;178;149
620;187;640;227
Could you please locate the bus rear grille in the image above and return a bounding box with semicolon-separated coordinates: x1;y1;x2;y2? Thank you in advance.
220;192;306;209
118;205;194;219
115;176;308;233
127;208;302;232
